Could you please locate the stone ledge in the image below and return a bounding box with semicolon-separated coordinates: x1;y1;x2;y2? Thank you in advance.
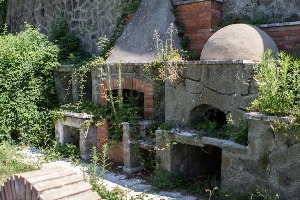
156;129;247;154
259;21;300;28
244;112;295;123
59;111;94;119
57;60;257;71
174;0;223;6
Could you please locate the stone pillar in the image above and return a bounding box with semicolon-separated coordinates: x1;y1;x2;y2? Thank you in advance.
155;130;174;172
80;126;97;160
122;122;144;173
91;66;101;103
71;73;79;101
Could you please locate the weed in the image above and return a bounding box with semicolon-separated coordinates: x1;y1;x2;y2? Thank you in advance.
43;142;81;164
0;142;39;184
251;51;300;117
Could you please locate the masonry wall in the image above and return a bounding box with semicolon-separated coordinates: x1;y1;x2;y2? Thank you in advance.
261;23;300;53
174;0;300;55
175;0;222;53
165;61;257;126
221;0;300;23
6;0;123;54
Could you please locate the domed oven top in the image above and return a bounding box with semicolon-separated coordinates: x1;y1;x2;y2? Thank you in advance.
200;24;278;61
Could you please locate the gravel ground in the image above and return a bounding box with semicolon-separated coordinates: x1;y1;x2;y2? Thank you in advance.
18;147;200;200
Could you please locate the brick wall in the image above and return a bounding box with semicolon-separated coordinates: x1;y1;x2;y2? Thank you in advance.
100;77;154;120
175;1;300;55
261;23;300;53
175;0;222;53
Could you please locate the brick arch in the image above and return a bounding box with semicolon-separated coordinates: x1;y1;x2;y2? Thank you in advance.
100;78;154;119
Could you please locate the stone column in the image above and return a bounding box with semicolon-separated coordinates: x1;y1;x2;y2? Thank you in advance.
155;130;174;172
80;125;97;160
122;122;143;173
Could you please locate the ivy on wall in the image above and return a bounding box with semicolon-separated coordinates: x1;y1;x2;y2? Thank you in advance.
0;0;7;32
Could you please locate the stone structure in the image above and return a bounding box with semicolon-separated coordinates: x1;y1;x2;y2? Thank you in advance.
107;0;181;62
165;60;258;126
55;111;98;160
6;0;123;54
156;112;300;199
200;24;278;61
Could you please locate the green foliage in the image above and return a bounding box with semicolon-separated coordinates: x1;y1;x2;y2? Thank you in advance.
0;142;38;184
190;114;248;145
0;24;59;146
224;115;248;145
43;142;80;163
105;64;143;141
0;0;7;32
48;14;86;64
153;23;182;62
250;51;300;117
87;145;128;200
271;119;300;142
148;169;219;199
212;16;269;32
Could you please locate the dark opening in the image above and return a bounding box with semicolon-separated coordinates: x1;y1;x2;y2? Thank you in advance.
109;89;144;118
138;147;156;171
189;104;227;130
172;143;222;181
62;126;80;148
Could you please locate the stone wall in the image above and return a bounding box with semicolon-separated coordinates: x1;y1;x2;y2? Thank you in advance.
221;113;300;199
165;61;257;126
6;0;123;54
221;0;300;23
175;0;222;53
156;113;300;199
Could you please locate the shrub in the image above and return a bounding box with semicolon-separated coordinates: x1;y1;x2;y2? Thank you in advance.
0;24;59;146
251;51;300;117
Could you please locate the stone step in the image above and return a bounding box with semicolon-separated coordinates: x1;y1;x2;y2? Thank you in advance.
0;167;101;200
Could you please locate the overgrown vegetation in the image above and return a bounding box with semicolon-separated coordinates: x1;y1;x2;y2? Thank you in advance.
0;24;59;146
0;0;7;32
250;50;300;117
212;16;269;32
0;142;38;184
189;113;249;146
48;14;87;64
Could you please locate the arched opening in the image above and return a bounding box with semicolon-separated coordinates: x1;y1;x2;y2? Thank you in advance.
189;104;227;131
109;89;144;118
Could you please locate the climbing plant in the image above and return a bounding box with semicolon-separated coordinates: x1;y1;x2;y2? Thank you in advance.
0;0;7;32
0;24;59;146
48;14;85;64
99;0;142;58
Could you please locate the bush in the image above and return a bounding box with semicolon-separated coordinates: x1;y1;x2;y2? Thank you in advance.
0;24;59;146
251;51;300;117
